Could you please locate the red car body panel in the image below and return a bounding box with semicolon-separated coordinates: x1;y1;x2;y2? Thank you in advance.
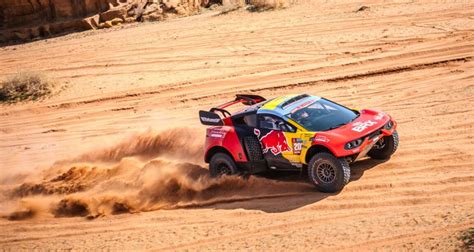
204;119;248;163
309;109;397;158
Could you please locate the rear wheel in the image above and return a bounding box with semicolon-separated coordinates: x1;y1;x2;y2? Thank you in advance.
368;130;399;160
209;153;239;177
307;152;350;193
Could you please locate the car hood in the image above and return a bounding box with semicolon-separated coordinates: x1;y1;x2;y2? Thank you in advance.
324;109;390;139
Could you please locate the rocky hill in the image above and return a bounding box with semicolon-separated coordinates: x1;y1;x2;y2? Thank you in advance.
0;0;216;43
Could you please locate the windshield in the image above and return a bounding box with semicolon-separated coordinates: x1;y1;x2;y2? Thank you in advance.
286;98;359;131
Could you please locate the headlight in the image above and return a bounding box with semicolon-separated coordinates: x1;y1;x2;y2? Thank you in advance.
384;120;393;130
345;138;363;150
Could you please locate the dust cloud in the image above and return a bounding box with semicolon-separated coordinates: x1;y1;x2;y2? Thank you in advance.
1;128;310;220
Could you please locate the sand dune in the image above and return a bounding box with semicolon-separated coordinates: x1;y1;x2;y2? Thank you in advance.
0;1;473;250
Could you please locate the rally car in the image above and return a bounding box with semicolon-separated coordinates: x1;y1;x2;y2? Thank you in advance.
199;94;398;192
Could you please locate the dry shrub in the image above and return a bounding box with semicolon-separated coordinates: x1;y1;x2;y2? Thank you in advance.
247;0;292;10
0;71;54;103
460;228;474;250
222;0;246;8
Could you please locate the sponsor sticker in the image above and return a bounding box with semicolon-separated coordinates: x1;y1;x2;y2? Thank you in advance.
209;129;225;138
201;116;220;123
313;135;330;143
290;98;318;114
290;161;303;168
254;129;291;155
352;120;377;132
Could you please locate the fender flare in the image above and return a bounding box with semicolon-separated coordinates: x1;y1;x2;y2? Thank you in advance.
205;146;235;163
305;144;336;164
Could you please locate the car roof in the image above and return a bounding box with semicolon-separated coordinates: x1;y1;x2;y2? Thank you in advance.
258;94;321;117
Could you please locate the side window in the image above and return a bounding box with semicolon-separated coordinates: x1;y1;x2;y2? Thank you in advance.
232;113;257;127
284;122;297;133
233;116;246;126
259;115;296;132
243;114;257;128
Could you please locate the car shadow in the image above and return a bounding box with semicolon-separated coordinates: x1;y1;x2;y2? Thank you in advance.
349;157;388;182
194;158;388;213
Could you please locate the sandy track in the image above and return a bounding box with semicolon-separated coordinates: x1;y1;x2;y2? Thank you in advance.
1;1;473;250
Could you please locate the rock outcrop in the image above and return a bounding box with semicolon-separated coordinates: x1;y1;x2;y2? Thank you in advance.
0;0;212;43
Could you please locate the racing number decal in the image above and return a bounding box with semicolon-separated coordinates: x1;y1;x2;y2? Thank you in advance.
292;138;303;155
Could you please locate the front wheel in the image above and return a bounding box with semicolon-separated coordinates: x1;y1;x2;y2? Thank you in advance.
209;153;239;177
307;152;350;193
368;130;399;160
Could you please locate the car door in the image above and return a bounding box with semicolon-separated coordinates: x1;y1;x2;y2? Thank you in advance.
254;114;298;170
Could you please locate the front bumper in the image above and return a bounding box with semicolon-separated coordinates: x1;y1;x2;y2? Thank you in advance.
355;134;381;160
347;121;397;160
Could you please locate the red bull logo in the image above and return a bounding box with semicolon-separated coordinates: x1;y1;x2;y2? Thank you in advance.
254;129;291;155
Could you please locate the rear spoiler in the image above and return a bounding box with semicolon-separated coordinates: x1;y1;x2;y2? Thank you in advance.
199;110;224;126
199;94;266;126
235;94;266;105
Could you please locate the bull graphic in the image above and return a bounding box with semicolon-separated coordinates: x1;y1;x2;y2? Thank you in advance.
254;129;291;155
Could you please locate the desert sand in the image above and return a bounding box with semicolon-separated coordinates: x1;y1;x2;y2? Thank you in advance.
0;1;473;250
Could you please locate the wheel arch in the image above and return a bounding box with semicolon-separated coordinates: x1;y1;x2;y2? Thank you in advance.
305;144;335;163
205;146;235;163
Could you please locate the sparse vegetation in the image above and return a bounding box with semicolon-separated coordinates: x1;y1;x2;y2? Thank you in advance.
459;228;474;250
0;71;55;103
247;0;292;11
355;5;370;12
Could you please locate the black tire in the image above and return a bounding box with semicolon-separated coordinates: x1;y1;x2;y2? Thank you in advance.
209;153;239;177
368;130;399;160
243;136;263;161
307;152;350;193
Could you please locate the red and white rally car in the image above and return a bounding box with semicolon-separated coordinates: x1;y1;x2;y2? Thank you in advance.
199;94;398;192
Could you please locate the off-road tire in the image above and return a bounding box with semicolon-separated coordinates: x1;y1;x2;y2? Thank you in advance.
368;130;399;160
243;136;263;161
209;153;239;177
307;152;350;193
